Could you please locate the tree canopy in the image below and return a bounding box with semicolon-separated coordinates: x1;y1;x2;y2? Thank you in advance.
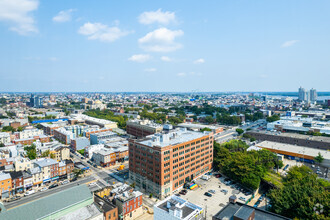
268;166;330;219
266;114;280;122
213;140;282;190
84;109;128;129
24;145;37;160
314;152;324;164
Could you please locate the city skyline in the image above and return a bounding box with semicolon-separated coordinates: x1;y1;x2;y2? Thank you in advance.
1;0;330;92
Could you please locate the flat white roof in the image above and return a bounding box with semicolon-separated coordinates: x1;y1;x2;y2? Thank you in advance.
257;141;330;160
138;128;211;148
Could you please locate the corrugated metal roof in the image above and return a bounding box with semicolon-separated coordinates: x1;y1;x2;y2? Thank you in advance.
0;185;93;220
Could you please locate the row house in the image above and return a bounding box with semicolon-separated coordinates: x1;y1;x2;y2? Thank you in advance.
50;146;70;161
7;171;24;195
58;159;74;180
0;172;12;199
111;184;144;220
22;171;33;191
33;158;59;184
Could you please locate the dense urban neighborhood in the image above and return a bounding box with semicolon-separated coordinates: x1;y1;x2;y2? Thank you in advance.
0;91;328;219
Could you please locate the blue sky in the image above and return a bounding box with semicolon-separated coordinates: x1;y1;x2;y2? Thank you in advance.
0;0;329;92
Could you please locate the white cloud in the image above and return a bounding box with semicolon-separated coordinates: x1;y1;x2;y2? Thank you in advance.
259;74;268;79
139;28;183;52
128;54;151;63
161;56;172;62
194;58;205;64
177;72;186;77
52;9;75;23
0;0;39;35
78;22;131;42
138;9;176;25
144;68;157;72
281;40;299;48
49;57;58;62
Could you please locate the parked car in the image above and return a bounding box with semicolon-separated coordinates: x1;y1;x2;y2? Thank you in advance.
204;192;212;197
7;196;21;202
221;189;228;194
175;193;181;197
201;175;210;181
40;187;48;192
24;190;35;196
48;183;58;189
208;189;216;194
62;180;69;185
89;182;97;187
179;190;187;195
239;197;246;202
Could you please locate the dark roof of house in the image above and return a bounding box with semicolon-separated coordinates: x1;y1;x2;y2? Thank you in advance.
94;195;117;213
64;159;74;164
6;171;23;179
234;206;255;219
213;202;291;220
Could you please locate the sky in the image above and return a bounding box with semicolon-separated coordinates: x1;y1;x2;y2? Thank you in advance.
0;0;329;92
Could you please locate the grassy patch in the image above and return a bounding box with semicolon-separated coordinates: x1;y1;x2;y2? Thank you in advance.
262;172;283;188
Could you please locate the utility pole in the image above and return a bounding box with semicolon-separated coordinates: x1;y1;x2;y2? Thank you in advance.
205;204;207;219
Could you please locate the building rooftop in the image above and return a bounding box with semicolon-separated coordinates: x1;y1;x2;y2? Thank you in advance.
155;195;203;219
127;119;163;128
0;132;10;138
213;202;290;220
57;203;101;220
257;141;330;160
250;130;330;143
0;172;11;181
33;158;58;167
0;185;93;220
138;128;211;148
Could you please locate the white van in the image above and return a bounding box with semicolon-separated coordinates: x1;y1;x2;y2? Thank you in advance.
201;175;210;181
24;190;35;196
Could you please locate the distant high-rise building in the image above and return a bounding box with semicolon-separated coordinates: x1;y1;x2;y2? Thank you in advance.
28;94;43;108
304;90;310;103
310;88;317;102
298;87;305;101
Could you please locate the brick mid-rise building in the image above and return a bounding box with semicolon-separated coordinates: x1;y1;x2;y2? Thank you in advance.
126;119;163;138
129;128;214;199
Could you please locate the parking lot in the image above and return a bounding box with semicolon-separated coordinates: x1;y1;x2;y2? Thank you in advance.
177;175;253;219
281;158;329;179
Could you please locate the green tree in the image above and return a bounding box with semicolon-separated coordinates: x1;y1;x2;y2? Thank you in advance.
2;126;15;132
213;140;279;190
236;128;244;135
17;127;23;132
41;150;50;157
266;114;280;122
314;152;324;164
201;127;212;132
77;149;85;155
205;116;214;124
268;166;329;219
73;168;83;178
24;145;37;160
